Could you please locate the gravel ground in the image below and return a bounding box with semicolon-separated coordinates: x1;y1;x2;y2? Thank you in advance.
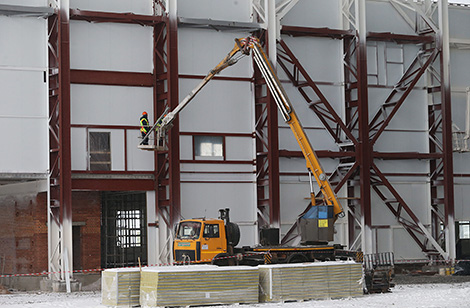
393;273;470;285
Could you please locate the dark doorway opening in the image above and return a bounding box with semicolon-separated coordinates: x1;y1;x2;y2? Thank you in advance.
73;225;82;270
101;192;147;268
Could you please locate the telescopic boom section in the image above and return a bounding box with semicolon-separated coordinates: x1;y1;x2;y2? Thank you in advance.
154;36;344;218
154;42;248;141
247;38;344;219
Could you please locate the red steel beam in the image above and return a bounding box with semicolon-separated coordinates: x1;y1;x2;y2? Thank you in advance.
70;9;163;25
281;25;354;39
72;178;154;191
70;69;153;87
367;32;435;44
279;150;355;158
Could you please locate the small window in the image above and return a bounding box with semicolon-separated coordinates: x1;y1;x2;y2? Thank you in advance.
459;221;470;239
194;135;224;160
116;210;142;248
89;132;111;171
203;224;220;238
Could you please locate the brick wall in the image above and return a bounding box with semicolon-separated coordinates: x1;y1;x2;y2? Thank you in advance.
0;190;102;275
72;191;101;270
0;193;47;274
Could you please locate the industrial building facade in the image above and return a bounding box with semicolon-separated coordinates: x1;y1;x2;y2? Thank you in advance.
1;0;470;281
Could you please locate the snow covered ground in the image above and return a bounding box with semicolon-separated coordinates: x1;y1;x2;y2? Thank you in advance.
1;282;470;308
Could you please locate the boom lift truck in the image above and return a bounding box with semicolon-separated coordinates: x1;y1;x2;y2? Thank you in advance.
144;36;357;262
141;36;394;292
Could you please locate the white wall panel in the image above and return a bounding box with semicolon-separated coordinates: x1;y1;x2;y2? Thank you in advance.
178;0;252;22
450;49;470;87
281;84;344;129
280;36;343;84
278;127;337;152
0;17;46;68
374;160;429;175
449;3;470;228
110;129;125;171
279;181;311;223
368;89;428;131
372;182;431;225
0;118;47;172
181;163;253;173
450;7;470;41
366;1;417;35
279;156;338;176
180;135;193;160
0;70;46;117
71;0;152;15
454;153;470;174
71;84;153;125
71;127;87;170
451;91;469;131
281;0;341;28
178;29;252;77
376;228;393;253
0;17;47;174
450;46;470;135
393;228;427;260
225;136;253;161
126;129;154;171
178;80;253;133
181;172;253;183
70;21;153;72
180;182;257;246
0;1;47;7
374;131;429;153
454;184;470;220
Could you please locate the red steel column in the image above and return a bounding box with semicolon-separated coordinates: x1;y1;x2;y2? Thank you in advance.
254;32;280;229
439;0;455;260
167;11;181;228
356;0;372;254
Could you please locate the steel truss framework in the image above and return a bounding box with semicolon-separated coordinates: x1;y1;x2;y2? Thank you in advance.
45;0;456;274
276;0;454;260
47;0;180;272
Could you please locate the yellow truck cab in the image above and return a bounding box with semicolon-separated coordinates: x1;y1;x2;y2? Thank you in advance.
173;209;241;264
174;218;228;263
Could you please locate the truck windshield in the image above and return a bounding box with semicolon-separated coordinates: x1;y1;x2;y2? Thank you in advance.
177;221;202;240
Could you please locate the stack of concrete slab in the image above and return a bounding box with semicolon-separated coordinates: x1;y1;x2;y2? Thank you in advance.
139;265;259;307
101;268;141;307
259;261;363;302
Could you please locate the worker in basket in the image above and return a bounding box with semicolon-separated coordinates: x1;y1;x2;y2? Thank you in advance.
140;111;150;145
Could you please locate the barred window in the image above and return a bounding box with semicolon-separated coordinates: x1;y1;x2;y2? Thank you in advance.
89;132;111;171
116;210;142;248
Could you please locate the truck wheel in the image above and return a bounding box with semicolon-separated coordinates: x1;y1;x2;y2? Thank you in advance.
286;253;309;263
226;222;240;247
211;253;234;266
